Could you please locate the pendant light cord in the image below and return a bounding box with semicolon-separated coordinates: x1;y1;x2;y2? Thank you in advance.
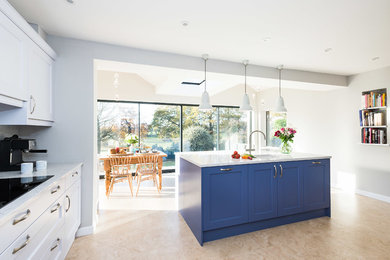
204;58;207;92
244;64;247;94
278;67;282;97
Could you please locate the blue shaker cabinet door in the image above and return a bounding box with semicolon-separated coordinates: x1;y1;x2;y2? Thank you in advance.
202;165;248;231
277;161;304;217
303;159;330;211
248;163;278;221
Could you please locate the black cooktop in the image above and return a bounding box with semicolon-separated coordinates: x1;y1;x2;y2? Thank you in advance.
0;176;53;209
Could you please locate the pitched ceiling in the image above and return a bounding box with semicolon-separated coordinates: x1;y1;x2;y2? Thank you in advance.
8;0;390;75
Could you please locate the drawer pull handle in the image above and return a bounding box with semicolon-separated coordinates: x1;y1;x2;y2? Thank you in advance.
273;165;277;179
51;185;61;194
30;95;36;114
66;195;71;213
72;171;79;177
12;235;30;254
279;165;283;178
220;168;232;172
312;161;322;164
50;238;60;251
51;203;61;213
13;209;31;225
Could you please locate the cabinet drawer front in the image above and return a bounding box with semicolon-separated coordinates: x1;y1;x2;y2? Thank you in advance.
0;176;65;254
248;163;278;222
202;165;248;231
66;167;81;189
303;160;330;211
0;196;64;259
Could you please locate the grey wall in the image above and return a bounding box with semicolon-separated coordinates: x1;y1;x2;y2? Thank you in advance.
0;126;20;139
20;35;351;230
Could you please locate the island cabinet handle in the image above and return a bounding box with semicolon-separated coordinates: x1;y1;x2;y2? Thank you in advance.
220;168;233;172
51;203;61;213
51;185;61;194
13;209;31;225
50;238;61;251
273;165;277;179
12;235;30;254
279;165;283;178
72;171;78;177
312;161;321;164
66;195;71;213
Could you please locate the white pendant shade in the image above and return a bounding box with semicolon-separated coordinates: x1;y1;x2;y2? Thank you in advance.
273;96;287;112
240;93;252;111
199;90;212;111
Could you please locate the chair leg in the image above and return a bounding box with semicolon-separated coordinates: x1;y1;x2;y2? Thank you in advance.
127;175;133;197
154;174;160;193
107;177;115;199
136;174;141;197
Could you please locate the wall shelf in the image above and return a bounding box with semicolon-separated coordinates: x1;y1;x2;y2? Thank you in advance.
360;88;388;145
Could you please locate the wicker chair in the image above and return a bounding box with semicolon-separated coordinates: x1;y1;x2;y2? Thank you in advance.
108;155;134;198
135;154;160;196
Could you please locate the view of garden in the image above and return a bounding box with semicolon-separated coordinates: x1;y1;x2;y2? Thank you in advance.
97;101;250;169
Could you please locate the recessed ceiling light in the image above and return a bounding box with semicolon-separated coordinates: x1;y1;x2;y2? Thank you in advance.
372;56;380;61
324;48;332;53
181;21;189;27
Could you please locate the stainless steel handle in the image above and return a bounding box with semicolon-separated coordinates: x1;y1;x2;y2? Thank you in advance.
30;95;36;114
273;165;277;179
66;195;71;213
220;168;233;172
13;209;31;225
50;238;60;251
279;165;283;178
51;185;61;194
72;171;79;177
312;161;322;164
12;235;30;254
51;203;61;213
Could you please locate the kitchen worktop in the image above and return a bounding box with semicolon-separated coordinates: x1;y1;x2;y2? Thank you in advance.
0;163;82;220
177;150;331;168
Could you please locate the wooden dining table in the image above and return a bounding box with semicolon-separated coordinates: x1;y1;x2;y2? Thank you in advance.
99;151;167;196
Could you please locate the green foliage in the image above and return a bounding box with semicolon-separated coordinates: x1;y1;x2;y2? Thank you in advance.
125;134;139;145
274;118;287;130
151;106;180;138
183;126;214;151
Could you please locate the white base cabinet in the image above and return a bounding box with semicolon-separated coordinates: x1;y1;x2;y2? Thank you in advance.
0;166;81;260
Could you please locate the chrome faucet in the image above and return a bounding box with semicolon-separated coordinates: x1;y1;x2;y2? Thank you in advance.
246;130;266;155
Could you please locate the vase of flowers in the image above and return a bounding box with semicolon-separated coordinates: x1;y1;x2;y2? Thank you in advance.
274;127;296;154
125;134;139;153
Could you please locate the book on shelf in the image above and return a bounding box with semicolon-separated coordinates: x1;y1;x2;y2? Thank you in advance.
362;128;387;144
360;110;385;126
361;92;386;108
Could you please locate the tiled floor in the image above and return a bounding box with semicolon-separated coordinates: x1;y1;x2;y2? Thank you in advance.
66;177;390;260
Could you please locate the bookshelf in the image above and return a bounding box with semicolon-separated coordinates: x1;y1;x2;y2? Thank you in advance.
360;88;388;145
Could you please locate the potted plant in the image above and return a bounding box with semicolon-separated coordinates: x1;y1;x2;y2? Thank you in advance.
274;127;296;154
125;134;139;153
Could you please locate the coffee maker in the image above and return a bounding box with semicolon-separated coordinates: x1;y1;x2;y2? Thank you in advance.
0;135;47;171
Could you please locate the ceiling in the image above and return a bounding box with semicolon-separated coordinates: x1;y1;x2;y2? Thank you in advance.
9;0;390;75
95;59;343;97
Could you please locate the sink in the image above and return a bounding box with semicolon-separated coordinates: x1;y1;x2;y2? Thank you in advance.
252;153;278;160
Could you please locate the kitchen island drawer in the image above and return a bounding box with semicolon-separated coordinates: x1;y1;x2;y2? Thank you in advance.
0;176;65;254
0;195;64;259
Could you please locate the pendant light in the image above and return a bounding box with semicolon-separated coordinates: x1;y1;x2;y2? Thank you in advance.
273;65;287;112
239;60;252;111
199;54;212;111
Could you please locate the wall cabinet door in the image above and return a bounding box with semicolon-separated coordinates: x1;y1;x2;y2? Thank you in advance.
202;165;248;231
0;11;27;106
303;160;330;211
248;163;277;222
277;161;303;217
62;180;81;258
27;43;53;122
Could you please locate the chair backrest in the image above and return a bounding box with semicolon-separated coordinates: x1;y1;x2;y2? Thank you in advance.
136;154;159;173
109;155;132;176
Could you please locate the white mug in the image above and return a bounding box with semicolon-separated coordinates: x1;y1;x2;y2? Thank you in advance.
21;163;33;174
36;160;47;171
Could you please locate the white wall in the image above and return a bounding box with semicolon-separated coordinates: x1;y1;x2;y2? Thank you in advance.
259;66;390;200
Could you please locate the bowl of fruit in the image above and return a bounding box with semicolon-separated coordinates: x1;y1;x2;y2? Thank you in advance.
231;151;240;160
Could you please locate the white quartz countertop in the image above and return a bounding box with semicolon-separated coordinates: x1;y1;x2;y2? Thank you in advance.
0;163;82;220
176;151;331;168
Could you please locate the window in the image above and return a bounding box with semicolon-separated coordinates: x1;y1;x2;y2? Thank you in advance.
97;100;251;169
266;111;287;147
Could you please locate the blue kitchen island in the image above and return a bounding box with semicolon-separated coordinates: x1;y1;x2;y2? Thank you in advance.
178;151;331;246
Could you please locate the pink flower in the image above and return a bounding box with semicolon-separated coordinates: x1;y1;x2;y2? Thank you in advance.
281;128;285;131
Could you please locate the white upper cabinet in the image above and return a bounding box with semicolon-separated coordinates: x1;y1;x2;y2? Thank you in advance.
0;0;56;126
0;10;27;107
